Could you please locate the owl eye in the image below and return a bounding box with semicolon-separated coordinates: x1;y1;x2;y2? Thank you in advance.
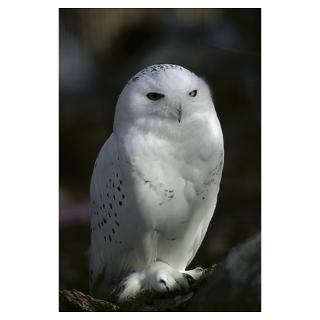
189;90;197;97
146;92;164;101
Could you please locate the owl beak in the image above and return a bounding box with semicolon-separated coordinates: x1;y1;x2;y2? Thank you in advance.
177;105;182;123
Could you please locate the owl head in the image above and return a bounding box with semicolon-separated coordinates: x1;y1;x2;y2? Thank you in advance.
114;64;216;131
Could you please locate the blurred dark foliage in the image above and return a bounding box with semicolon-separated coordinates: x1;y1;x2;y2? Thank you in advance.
59;8;261;295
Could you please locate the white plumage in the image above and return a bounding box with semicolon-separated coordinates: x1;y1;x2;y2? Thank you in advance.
89;64;224;302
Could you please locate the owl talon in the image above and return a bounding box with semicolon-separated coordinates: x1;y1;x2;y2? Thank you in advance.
184;266;205;281
183;273;195;285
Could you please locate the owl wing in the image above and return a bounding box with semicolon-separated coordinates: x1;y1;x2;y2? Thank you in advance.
89;133;125;294
89;133;148;297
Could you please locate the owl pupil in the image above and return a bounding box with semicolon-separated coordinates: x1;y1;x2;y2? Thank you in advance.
189;90;197;97
146;92;164;101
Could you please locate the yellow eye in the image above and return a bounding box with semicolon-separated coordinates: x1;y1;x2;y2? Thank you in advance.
189;90;197;97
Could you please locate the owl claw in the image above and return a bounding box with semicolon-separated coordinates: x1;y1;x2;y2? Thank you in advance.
107;263;206;303
184;266;205;281
183;273;195;285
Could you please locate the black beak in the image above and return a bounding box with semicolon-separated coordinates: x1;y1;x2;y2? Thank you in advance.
177;105;182;123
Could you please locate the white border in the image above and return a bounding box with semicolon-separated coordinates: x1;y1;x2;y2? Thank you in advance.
2;0;320;318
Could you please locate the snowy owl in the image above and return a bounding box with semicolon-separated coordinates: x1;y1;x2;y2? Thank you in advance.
89;64;224;302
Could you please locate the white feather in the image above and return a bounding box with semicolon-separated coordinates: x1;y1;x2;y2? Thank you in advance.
89;64;224;301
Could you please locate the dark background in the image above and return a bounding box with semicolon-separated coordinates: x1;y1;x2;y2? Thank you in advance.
59;8;261;293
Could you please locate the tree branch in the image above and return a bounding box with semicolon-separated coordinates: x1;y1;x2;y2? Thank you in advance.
59;233;260;311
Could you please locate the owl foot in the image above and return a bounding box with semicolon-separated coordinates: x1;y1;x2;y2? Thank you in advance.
113;261;193;303
147;261;191;295
184;266;205;281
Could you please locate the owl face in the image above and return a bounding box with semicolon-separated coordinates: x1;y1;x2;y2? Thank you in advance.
114;65;215;128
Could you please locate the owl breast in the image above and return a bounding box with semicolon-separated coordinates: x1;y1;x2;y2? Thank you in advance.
116;114;223;270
